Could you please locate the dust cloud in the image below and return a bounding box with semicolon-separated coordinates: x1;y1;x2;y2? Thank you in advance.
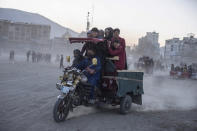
139;75;197;111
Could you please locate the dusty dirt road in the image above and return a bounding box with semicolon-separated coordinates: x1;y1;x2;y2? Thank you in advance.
0;60;197;131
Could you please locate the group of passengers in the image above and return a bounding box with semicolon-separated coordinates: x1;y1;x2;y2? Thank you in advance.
72;27;127;103
74;27;127;70
170;63;197;78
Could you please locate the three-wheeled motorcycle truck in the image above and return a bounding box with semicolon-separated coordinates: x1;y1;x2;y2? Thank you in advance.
53;37;144;122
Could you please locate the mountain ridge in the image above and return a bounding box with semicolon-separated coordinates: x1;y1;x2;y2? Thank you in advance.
0;8;79;38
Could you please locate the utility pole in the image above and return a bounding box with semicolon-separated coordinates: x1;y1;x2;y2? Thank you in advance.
86;12;90;32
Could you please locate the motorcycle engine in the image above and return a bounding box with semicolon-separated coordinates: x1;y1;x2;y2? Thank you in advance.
80;74;88;83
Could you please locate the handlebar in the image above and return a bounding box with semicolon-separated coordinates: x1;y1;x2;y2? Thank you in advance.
64;64;94;74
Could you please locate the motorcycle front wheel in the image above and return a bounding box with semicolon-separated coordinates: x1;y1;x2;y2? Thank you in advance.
53;98;69;122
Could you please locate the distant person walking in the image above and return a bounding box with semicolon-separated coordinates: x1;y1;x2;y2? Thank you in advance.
36;52;42;63
60;54;64;69
9;50;15;64
32;51;36;63
26;50;31;62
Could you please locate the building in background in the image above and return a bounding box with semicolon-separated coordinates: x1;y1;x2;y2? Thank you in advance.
164;34;197;65
138;32;160;48
0;19;51;43
133;31;160;59
164;38;181;64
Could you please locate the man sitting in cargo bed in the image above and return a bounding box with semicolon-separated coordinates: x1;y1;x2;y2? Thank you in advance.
107;39;125;70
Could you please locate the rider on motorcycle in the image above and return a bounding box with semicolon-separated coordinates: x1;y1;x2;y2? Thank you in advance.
72;49;84;67
75;47;101;103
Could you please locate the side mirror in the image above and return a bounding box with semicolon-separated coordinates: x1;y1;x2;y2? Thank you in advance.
66;56;70;63
92;58;97;65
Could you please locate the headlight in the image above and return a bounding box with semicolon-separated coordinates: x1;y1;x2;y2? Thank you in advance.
61;86;74;94
61;86;70;94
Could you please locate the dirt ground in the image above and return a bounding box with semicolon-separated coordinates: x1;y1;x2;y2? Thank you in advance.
0;59;197;131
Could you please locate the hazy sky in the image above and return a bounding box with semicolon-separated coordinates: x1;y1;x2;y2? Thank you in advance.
0;0;197;46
